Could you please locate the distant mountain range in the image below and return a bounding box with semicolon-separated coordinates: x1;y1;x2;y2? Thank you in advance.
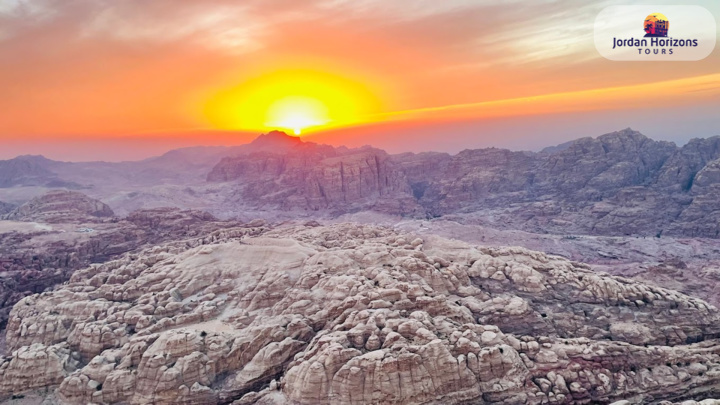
1;128;720;238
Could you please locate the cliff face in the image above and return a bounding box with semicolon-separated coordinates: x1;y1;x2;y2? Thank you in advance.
208;134;415;213
397;147;536;214
667;157;720;237
655;137;720;191
291;149;411;210
534;129;677;197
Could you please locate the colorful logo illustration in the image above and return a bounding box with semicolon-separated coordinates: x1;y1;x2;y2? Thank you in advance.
644;13;669;37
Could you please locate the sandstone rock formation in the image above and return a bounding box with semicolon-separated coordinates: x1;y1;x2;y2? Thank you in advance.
3;223;720;404
4;190;114;224
208;132;417;214
0;199;243;334
395;129;720;238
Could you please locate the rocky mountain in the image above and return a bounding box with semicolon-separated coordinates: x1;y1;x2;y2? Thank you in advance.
0;156;81;189
242;129;303;153
392;128;720;238
208;132;416;214
2;223;720;404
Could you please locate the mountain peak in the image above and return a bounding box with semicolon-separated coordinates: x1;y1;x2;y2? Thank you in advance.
245;130;304;154
597;128;646;141
252;130;302;145
10;154;53;163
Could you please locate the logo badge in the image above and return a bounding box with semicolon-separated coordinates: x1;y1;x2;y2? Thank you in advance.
595;5;716;61
643;13;669;37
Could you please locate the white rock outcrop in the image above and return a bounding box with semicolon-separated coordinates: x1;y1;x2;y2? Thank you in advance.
2;223;720;404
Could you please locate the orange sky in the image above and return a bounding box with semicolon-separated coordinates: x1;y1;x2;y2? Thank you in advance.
1;0;719;160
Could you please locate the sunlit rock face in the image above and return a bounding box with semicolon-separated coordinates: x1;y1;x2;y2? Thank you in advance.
3;223;720;404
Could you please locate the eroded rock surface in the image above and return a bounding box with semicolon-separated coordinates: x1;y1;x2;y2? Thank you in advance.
395;129;720;238
4;190;114;224
207;133;419;214
3;224;720;404
0;200;244;334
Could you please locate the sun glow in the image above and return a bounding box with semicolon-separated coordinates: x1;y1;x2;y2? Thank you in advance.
265;96;330;135
204;69;381;135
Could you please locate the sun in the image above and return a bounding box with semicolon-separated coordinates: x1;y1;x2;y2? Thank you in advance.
203;69;381;135
264;96;330;135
